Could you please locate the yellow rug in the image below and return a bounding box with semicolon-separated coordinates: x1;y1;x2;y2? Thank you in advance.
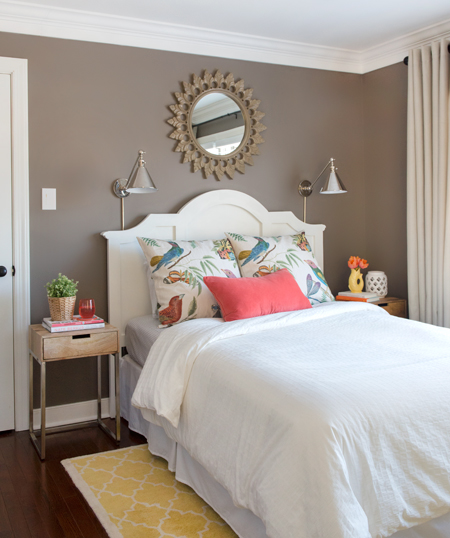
62;444;237;538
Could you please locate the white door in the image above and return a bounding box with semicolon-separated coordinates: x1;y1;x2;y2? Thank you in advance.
0;73;14;431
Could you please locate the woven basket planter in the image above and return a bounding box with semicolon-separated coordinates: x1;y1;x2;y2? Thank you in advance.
48;295;76;321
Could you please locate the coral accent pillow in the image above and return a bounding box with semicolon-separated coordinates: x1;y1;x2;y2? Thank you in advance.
203;268;311;322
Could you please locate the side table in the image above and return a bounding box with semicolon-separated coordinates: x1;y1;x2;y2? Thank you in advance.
29;323;120;460
372;297;407;318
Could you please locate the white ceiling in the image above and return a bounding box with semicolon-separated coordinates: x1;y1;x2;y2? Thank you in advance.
0;0;450;73
21;0;450;51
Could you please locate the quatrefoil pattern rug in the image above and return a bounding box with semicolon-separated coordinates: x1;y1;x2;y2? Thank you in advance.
62;444;237;538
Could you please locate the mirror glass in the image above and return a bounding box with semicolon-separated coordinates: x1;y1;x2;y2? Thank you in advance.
191;93;245;156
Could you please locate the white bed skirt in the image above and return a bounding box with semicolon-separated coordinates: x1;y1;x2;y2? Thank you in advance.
120;354;268;537
120;354;450;538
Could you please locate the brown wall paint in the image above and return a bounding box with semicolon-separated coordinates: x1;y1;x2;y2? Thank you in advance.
0;31;407;407
363;63;408;301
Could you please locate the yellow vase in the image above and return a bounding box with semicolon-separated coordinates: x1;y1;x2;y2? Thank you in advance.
348;267;364;293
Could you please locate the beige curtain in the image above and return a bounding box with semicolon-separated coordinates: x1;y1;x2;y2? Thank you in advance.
407;40;450;326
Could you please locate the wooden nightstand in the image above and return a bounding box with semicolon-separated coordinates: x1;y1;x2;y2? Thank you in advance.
372;297;407;318
29;323;120;460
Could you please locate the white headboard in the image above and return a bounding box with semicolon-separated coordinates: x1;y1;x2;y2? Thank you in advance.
102;189;325;345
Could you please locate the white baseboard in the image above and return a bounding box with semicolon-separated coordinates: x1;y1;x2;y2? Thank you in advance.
32;397;110;430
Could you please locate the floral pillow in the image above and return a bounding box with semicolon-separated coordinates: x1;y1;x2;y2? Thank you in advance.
225;232;334;305
137;237;240;327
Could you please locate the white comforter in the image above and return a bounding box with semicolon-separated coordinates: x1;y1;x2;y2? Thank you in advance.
132;302;450;538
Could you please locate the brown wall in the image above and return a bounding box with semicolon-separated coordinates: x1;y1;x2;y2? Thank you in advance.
363;63;408;300
0;31;407;407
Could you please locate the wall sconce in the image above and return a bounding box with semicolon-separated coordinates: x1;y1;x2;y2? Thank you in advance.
298;158;347;222
113;150;157;230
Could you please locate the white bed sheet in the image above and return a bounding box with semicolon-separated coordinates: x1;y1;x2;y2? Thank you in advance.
132;302;450;538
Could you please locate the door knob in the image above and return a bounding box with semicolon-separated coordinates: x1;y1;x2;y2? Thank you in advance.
0;266;7;277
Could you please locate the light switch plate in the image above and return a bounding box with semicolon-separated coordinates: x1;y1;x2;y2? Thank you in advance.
42;188;56;210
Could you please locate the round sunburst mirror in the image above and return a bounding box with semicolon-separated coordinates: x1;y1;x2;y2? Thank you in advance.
168;70;266;180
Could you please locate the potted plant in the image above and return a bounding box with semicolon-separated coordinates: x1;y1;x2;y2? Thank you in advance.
45;273;78;321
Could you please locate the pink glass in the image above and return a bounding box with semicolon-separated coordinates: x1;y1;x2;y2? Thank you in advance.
79;299;95;319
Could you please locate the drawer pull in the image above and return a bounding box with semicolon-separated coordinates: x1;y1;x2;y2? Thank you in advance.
378;303;388;307
72;334;91;340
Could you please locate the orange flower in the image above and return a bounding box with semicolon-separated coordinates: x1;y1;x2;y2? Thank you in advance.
348;256;360;269
359;259;369;269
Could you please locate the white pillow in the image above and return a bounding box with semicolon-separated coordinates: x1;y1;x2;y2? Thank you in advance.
138;237;240;327
145;263;159;319
226;232;334;305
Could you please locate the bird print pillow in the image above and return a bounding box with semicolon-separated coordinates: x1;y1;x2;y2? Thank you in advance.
137;237;240;327
225;232;334;305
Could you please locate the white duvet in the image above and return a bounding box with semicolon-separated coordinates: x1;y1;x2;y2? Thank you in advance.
132;302;450;538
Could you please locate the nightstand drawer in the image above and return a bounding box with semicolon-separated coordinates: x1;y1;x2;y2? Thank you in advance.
377;300;407;318
43;331;118;360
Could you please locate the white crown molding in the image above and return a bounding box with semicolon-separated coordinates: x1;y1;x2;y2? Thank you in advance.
0;0;361;72
0;1;449;75
362;18;450;73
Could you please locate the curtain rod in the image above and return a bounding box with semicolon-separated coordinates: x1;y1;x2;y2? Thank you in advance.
192;109;242;128
404;43;450;65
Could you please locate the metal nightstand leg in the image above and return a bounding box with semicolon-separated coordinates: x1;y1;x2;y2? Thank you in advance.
29;353;33;437
97;353;120;443
97;354;102;421
115;352;120;442
29;351;120;459
29;354;46;460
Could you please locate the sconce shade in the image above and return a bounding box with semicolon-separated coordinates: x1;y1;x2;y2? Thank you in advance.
113;149;157;230
127;164;157;193
320;169;347;194
298;157;347;222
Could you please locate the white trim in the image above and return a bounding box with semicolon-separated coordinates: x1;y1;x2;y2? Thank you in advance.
361;18;450;73
33;397;110;430
0;56;30;432
1;1;449;74
0;1;360;73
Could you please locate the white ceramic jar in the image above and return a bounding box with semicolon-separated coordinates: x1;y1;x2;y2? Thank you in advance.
366;271;388;297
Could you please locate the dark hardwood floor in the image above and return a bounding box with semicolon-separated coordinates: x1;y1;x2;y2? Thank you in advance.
0;419;146;538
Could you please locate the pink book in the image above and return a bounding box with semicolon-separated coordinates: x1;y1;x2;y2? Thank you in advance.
43;315;104;327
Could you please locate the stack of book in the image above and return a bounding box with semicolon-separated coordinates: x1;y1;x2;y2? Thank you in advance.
336;291;380;303
42;315;105;333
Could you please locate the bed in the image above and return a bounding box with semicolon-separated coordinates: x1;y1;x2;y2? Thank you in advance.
102;190;450;538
